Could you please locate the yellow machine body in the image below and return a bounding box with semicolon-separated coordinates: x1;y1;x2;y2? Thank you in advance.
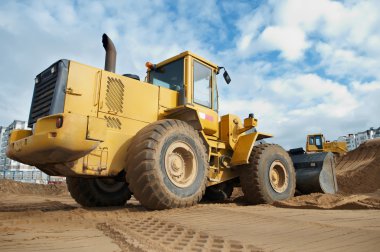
306;133;347;155
7;51;271;186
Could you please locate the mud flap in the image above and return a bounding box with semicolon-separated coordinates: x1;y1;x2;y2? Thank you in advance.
290;152;338;194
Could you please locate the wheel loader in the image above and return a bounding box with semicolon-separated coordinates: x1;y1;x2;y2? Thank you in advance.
306;134;347;155
6;34;336;209
289;133;343;194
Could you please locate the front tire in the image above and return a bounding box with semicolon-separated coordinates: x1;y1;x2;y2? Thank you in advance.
66;177;131;207
126;119;208;210
239;144;296;204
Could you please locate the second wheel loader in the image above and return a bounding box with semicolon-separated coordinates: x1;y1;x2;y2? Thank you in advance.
306;133;347;155
6;34;336;209
289;133;342;194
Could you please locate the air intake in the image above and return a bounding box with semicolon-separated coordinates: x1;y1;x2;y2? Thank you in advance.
28;60;69;128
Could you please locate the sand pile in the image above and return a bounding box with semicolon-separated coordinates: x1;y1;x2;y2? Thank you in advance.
273;190;380;209
0;179;67;196
336;138;380;194
275;139;380;209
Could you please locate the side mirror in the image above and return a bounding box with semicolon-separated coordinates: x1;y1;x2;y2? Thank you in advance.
217;66;231;84
223;71;231;84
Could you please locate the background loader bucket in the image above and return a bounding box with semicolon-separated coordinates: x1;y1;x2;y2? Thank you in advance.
290;152;338;194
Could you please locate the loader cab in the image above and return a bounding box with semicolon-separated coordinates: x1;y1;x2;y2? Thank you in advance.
146;51;220;136
146;51;219;110
306;134;325;152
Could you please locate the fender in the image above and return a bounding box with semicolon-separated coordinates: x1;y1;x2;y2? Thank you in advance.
230;132;273;166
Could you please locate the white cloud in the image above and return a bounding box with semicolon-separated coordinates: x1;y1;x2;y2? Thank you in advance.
235;0;380;67
238;34;254;52
316;42;380;80
272;0;331;31
352;81;380;92
258;26;309;61
235;4;271;53
219;67;376;149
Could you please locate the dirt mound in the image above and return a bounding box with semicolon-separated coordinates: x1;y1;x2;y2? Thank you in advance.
273;190;380;210
336;138;380;194
0;179;67;196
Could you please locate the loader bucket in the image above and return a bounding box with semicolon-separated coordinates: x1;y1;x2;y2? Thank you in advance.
290;152;338;194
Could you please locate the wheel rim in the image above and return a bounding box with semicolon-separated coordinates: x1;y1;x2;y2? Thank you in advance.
95;178;125;193
164;141;198;188
269;160;288;193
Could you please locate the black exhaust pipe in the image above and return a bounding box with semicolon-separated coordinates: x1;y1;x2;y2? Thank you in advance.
102;33;116;73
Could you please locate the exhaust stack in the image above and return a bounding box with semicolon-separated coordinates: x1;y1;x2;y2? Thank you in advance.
102;33;116;73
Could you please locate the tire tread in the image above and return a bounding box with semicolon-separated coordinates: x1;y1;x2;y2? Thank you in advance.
126;119;207;210
66;177;131;207
240;144;296;204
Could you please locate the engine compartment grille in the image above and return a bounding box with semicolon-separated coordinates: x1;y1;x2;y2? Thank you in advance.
29;72;57;126
28;60;69;128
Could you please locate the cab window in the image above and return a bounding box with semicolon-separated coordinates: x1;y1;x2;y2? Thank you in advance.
193;60;211;108
315;135;322;149
148;59;183;91
309;137;315;145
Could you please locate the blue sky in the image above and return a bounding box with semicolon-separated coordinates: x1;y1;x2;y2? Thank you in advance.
0;0;379;148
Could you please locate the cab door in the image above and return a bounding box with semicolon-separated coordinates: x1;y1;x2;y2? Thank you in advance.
192;59;219;136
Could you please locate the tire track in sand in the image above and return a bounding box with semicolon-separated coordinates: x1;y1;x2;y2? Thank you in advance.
98;216;263;252
0;201;76;212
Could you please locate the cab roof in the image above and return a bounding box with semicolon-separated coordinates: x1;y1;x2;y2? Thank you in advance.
155;51;218;70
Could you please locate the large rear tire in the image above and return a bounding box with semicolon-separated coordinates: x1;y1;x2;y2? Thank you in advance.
239;144;295;204
125;119;208;210
66;177;131;207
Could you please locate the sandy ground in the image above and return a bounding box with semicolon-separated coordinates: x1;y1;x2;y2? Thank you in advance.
1;182;379;252
1;139;380;251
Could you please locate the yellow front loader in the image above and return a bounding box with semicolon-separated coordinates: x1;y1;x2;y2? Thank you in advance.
306;133;347;155
288;133;344;194
7;34;324;209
